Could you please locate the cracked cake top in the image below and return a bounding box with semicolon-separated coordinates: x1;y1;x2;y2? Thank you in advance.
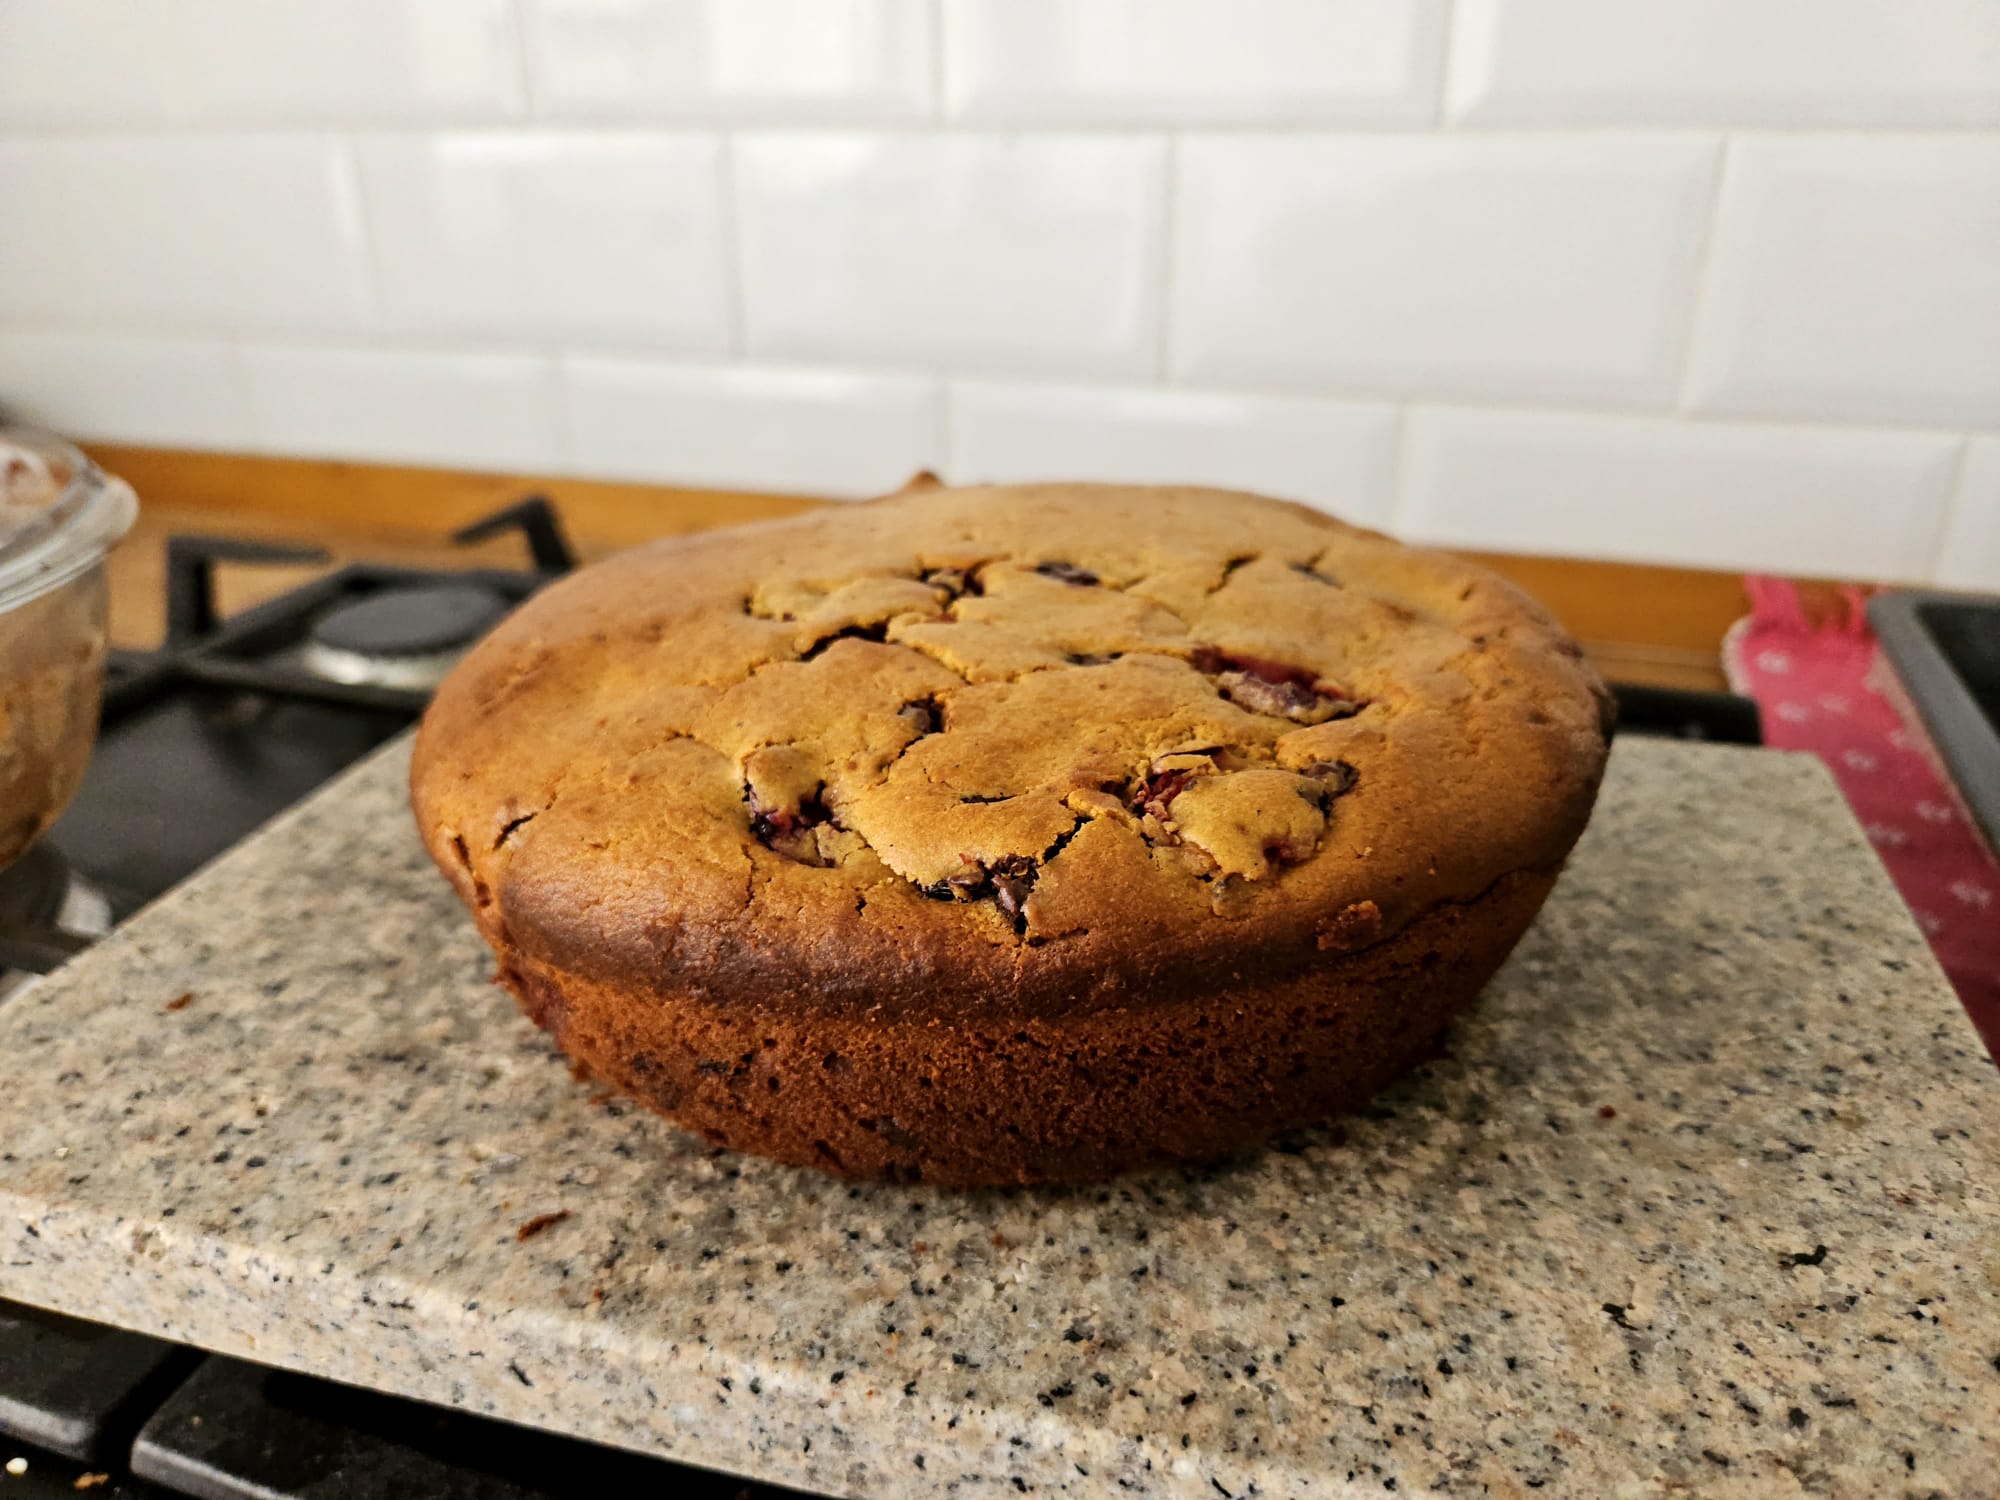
412;482;1612;1020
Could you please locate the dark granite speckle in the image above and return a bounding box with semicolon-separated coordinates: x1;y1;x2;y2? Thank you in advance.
0;736;1996;1497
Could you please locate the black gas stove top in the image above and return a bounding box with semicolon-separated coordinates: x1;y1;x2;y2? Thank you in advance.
53;497;571;925
0;500;1762;1495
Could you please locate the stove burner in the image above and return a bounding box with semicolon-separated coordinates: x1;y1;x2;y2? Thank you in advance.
298;583;509;691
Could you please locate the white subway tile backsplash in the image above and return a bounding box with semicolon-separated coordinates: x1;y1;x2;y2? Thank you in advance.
1935;439;2000;593
47;137;377;334
563;357;939;495
185;0;525;125
241;345;564;471
0;331;252;450
945;0;1443;123
1174;136;1719;405
0;4;1992;587
735;133;1165;377
948;380;1398;525
0;0;523;127
1685;138;2000;431
1448;0;2000;128
357;133;731;350
524;0;932;120
0;5;177;127
0;144;80;323
1400;406;1962;580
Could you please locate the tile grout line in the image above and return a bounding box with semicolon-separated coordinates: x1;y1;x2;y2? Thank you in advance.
1432;0;1459;127
1924;436;1977;583
503;0;538;117
6;119;2000;141
550;346;584;471
219;336;264;457
305;130;402;461
928;0;950;120
332;134;391;337
936;377;955;482
1154;133;1179;384
1385;403;1415;537
7;316;1987;444
716;133;750;361
1673;135;1735;414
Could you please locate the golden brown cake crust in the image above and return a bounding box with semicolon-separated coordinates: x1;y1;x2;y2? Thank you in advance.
411;481;1612;1181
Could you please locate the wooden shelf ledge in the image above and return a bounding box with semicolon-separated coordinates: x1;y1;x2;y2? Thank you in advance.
85;444;1782;692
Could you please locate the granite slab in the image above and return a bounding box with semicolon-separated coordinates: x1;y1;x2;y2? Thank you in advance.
0;735;1996;1499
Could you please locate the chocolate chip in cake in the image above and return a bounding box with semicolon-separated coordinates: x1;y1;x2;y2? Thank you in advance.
748;785;835;866
900;695;943;737
920;864;991;903
916;842;1067;933
1190;646;1363;726
987;854;1037;925
1133;767;1196;823
1035;560;1099;587
922;564;985;599
1305;760;1360;801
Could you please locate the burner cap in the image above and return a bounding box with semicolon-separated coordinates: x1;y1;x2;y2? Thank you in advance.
300;583;510;692
312;583;508;658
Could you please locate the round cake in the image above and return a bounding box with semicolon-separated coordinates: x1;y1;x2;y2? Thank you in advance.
412;481;1613;1185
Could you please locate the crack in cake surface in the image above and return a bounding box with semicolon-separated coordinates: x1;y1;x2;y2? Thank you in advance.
666;553;1403;930
699;628;1371;931
544;563;1393;934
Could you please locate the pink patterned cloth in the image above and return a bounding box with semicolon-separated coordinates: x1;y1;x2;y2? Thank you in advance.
1725;578;2000;1058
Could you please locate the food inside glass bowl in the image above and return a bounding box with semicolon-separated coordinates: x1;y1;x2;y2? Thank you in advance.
0;431;136;871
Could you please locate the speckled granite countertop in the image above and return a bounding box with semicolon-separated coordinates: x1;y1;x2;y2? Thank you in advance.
0;735;1995;1498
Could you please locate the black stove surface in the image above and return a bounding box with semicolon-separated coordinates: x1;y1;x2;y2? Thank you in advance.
0;500;1762;1495
0;1351;812;1500
4;667;413;970
39;498;572;924
0;1303;194;1463
49;685;412;921
0;1452;168;1497
133;1358;796;1500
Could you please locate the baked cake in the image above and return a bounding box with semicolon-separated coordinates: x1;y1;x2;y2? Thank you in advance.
411;481;1612;1185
